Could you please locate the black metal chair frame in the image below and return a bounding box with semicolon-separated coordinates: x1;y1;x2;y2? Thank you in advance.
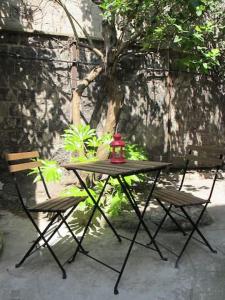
151;147;223;267
6;151;87;279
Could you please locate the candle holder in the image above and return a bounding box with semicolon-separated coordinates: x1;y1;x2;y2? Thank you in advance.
110;133;126;164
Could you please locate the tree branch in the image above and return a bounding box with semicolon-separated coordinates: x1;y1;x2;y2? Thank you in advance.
54;0;105;62
76;65;104;94
54;0;79;43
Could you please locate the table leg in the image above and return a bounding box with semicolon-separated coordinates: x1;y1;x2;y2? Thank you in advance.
73;170;121;241
114;170;167;294
69;174;111;262
118;175;166;260
120;176;159;239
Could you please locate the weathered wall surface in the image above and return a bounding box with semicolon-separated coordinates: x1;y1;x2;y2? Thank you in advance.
118;53;225;159
0;30;225;160
0;31;71;156
0;0;102;39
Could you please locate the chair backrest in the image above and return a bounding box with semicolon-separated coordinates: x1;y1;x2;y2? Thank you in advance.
186;145;224;169
179;145;224;201
5;151;50;208
5;151;42;173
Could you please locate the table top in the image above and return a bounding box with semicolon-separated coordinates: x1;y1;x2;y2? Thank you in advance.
62;160;171;177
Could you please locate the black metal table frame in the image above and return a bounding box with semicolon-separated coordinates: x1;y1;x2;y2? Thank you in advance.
66;164;168;294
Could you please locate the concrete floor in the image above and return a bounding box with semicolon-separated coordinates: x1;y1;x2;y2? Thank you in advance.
1;174;225;300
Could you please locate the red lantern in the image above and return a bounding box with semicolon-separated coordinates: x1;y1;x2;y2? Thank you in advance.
110;133;126;164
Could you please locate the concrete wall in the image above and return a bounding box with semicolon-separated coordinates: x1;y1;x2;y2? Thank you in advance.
0;0;102;39
0;30;225;159
118;53;225;159
0;31;71;156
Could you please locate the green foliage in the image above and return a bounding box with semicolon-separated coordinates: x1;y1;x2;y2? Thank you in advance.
29;160;62;183
63;124;111;162
125;143;148;160
63;124;96;155
29;124;148;217
98;0;225;74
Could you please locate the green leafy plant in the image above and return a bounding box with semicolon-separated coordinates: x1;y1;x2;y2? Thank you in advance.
99;0;224;74
125;143;148;160
63;124;95;155
63;124;112;162
29;160;63;183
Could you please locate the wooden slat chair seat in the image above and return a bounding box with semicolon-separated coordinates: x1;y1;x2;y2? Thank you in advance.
151;145;224;267
29;196;83;212
5;151;87;279
153;188;208;207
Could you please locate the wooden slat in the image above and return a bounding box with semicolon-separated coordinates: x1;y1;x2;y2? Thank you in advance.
29;196;71;211
5;151;39;161
154;188;207;207
62;160;171;176
9;161;42;173
159;188;206;204
29;196;85;212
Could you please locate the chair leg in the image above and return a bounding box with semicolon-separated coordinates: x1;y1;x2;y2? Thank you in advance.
175;205;217;268
42;206;87;254
181;206;217;253
32;217;67;279
148;203;172;246
17;212;67;279
15;213;59;268
156;201;186;236
58;212;88;254
147;201;186;250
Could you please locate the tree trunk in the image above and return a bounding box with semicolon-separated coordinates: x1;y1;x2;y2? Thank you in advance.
97;76;124;160
103;78;123;135
165;71;173;159
72;90;81;125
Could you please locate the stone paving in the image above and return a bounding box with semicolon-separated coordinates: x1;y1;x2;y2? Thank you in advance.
0;172;225;300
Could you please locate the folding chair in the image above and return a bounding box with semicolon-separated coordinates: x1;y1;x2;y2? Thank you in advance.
5;151;87;278
151;145;224;267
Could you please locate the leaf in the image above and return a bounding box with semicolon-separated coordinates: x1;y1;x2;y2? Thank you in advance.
62;124;96;153
203;62;208;69
28;160;62;183
174;35;182;44
125;143;148;160
174;24;183;32
87;136;101;148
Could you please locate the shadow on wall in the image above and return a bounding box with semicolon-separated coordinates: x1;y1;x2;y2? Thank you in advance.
117;52;170;158
171;73;225;154
0;0;24;31
0;32;71;157
0;1;72;209
117;53;225;160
